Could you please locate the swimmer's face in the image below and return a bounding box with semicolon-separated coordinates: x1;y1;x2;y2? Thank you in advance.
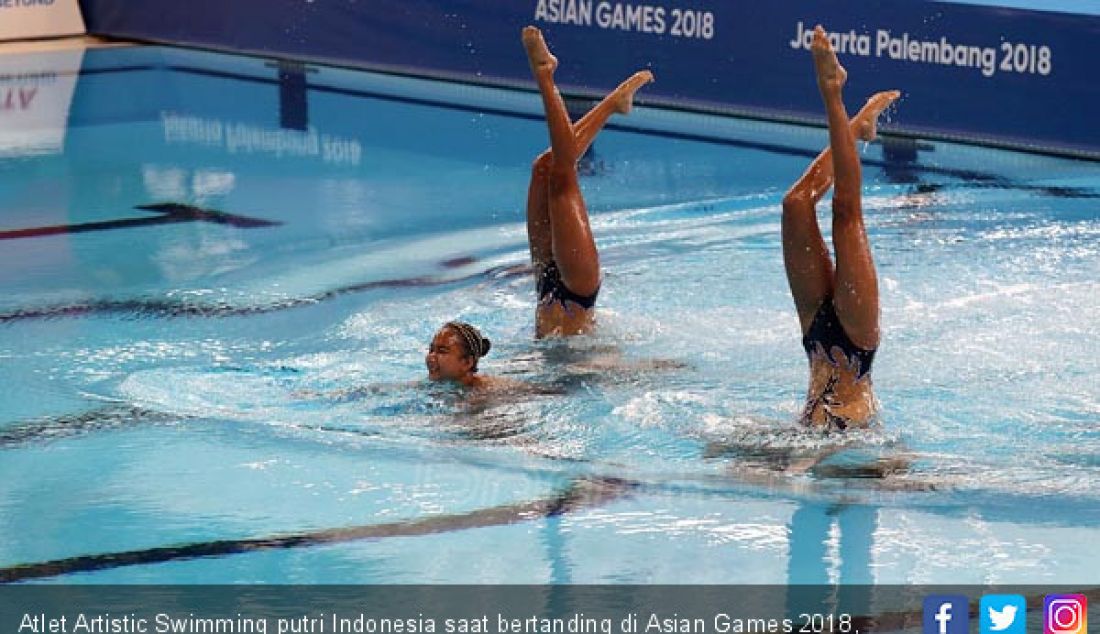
425;328;474;382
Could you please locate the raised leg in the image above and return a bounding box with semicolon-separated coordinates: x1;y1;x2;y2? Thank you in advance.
522;26;599;296
524;27;578;170
526;153;555;267
526;70;654;269
782;154;835;333
811;25;881;350
572;70;653;158
782;88;899;333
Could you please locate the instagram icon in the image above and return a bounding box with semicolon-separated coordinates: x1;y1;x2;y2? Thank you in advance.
1045;594;1087;634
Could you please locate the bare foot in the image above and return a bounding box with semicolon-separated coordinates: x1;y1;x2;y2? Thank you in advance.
522;26;557;74
852;90;901;141
611;70;655;114
811;25;846;96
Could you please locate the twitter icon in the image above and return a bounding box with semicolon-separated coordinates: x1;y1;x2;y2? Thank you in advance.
981;595;1027;634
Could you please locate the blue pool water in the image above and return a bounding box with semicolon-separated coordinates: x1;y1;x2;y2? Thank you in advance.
939;0;1100;15
1;44;1099;585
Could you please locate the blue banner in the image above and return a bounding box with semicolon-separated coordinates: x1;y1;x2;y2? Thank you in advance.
77;0;1100;158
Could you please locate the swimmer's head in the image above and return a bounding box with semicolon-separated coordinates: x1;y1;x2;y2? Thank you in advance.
425;322;491;382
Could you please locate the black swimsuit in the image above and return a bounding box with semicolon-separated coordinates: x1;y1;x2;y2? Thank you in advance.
802;298;876;378
801;297;877;430
537;262;599;310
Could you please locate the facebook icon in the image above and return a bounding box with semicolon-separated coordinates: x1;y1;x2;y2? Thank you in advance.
924;595;970;634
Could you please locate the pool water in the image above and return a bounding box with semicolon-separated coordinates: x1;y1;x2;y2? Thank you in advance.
1;45;1098;584
938;0;1100;15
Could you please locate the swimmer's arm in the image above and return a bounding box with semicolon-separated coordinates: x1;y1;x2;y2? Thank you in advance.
480;375;566;395
293;380;419;401
568;356;692;377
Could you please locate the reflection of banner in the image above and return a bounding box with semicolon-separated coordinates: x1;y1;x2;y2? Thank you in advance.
77;0;1100;158
0;0;85;41
160;112;363;166
0;49;84;156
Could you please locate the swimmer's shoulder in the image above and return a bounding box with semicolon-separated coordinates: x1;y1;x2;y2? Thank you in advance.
472;375;532;393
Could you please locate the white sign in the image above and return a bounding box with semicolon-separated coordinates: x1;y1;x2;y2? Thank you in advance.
0;0;85;41
787;20;1054;79
535;1;716;40
0;48;84;156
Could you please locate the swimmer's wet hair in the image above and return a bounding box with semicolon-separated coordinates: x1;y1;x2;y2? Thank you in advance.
444;321;491;371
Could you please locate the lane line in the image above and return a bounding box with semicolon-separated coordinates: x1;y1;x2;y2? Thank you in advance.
0;477;632;583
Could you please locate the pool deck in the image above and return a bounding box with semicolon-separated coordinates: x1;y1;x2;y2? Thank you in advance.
0;34;128;55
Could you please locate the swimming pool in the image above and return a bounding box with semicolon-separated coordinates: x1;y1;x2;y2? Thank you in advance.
939;0;1100;15
1;44;1098;585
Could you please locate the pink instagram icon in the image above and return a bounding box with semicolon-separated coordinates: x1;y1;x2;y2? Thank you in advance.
1044;594;1087;634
